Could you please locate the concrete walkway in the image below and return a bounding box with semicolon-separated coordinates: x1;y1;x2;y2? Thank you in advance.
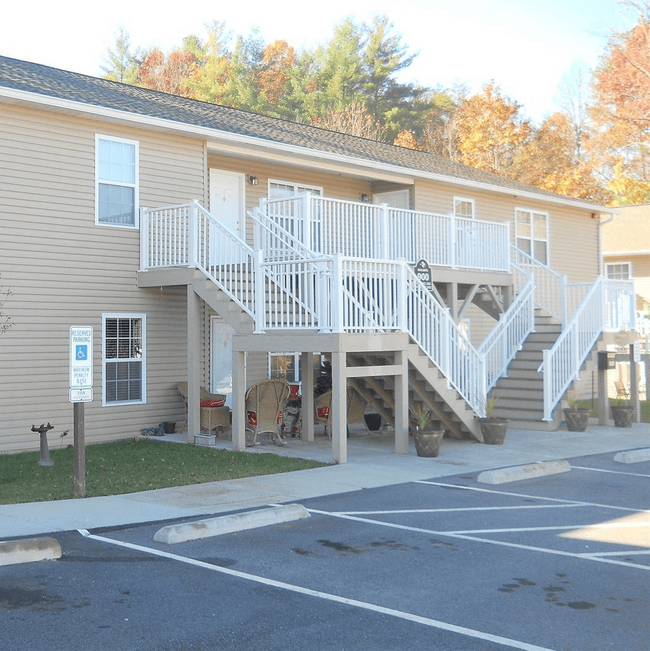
1;422;649;541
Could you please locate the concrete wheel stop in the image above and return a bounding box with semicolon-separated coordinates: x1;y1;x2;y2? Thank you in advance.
0;536;62;566
154;503;310;544
477;460;571;484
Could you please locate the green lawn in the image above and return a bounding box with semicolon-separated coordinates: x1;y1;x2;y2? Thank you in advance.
0;437;326;506
578;399;650;422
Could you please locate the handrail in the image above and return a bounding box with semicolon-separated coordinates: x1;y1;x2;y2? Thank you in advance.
478;268;535;392
511;246;567;323
539;277;604;421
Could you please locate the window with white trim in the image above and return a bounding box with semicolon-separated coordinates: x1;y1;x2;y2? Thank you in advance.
515;208;548;264
453;197;475;219
606;262;632;280
268;180;322;199
96;135;139;227
103;314;146;405
269;352;299;383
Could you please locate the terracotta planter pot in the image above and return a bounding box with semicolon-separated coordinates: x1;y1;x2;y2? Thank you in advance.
611;405;634;428
479;417;508;445
412;429;444;457
563;408;590;432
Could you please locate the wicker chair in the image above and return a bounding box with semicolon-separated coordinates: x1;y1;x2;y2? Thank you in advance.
177;382;231;440
245;378;291;446
314;387;368;438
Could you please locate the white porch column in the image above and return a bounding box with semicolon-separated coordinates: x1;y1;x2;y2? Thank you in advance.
331;351;347;464
187;287;201;444
301;352;315;442
394;350;409;454
231;350;247;451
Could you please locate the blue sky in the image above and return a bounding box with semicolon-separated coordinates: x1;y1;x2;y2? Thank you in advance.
2;0;638;124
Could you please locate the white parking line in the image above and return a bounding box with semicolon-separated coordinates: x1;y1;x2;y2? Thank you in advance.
572;465;650;478
306;509;650;571
77;529;552;651
416;480;643;513
340;504;581;516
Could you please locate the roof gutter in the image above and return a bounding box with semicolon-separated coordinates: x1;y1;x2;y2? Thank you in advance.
1;86;611;212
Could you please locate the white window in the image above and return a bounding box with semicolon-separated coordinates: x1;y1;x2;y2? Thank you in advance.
515;208;548;264
269;352;300;383
96;135;139;227
268;180;322;199
453;197;475;219
103;314;146;405
606;262;632;280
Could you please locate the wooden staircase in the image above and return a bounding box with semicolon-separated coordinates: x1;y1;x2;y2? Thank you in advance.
490;309;563;430
346;347;482;442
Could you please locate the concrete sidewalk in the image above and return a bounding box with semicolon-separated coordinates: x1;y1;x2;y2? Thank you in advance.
1;423;649;541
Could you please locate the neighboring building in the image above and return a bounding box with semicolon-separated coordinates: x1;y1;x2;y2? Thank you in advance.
601;204;650;399
0;56;635;460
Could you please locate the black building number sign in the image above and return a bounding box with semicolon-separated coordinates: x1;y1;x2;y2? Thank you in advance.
414;259;433;292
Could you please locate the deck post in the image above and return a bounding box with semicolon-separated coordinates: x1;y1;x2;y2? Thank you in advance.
187;286;201;443
232;350;247;451
394;350;409;454
301;352;315;442
331;351;347;464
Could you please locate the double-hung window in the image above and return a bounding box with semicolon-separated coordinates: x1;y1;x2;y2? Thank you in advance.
606;262;632;280
453;197;475;219
96;135;139;227
103;314;146;405
515;208;548;264
268;180;322;200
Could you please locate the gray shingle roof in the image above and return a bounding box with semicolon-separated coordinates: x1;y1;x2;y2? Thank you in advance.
0;55;592;205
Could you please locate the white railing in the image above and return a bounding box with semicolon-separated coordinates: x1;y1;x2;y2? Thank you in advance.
540;278;605;421
604;279;635;331
511;247;567;323
261;194;511;272
478;271;536;392
141;201;257;316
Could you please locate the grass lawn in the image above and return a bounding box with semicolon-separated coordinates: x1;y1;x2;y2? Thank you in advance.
577;398;650;422
0;437;326;506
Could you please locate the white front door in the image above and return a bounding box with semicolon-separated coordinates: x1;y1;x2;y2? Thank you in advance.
211;320;235;408
209;169;245;263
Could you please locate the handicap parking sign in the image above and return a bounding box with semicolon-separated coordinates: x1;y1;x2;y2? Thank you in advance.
76;344;88;361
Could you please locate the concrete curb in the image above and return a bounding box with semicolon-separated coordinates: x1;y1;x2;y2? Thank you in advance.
613;448;650;464
477;460;571;485
154;503;310;544
0;536;62;566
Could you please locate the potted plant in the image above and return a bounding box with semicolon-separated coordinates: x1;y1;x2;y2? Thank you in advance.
562;392;590;432
479;393;508;445
611;397;634;428
409;405;444;457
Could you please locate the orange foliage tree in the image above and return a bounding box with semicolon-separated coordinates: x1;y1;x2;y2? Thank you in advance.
455;83;532;175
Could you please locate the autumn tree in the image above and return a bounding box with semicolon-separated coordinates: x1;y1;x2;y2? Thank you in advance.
516;112;610;203
311;103;386;140
421;85;467;159
455;82;532;175
188;21;232;103
256;40;297;114
102;27;141;84
591;0;650;203
137;48;197;97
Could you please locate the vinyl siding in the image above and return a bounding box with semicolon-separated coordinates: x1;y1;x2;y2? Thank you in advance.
0;104;205;453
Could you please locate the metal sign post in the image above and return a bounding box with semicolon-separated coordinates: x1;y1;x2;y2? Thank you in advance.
70;326;93;497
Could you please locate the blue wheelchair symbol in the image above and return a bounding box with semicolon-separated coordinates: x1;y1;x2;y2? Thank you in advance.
76;345;87;361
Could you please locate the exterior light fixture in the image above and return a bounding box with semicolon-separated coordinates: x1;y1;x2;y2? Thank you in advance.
249;176;259;185
360;193;370;202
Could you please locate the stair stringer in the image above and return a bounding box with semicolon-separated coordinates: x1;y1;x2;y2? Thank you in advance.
191;270;256;334
406;343;483;441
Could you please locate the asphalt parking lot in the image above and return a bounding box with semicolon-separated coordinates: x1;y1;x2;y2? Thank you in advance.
1;451;649;650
